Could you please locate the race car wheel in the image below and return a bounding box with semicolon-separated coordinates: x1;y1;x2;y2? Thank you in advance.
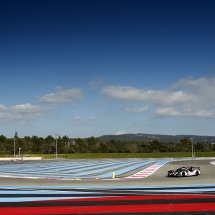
182;172;185;177
196;171;199;176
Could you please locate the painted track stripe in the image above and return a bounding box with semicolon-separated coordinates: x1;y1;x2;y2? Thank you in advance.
1;203;215;214
0;159;155;180
1;186;215;214
41;194;215;202
126;162;166;179
210;161;215;165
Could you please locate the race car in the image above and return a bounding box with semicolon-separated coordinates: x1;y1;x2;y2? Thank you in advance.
167;166;200;177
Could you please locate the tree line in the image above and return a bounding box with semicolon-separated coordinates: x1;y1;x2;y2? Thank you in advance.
0;132;214;155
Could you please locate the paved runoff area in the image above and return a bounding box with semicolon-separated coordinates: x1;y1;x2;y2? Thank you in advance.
1;158;215;214
0;158;168;180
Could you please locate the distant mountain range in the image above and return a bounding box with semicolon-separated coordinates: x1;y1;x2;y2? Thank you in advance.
98;133;215;143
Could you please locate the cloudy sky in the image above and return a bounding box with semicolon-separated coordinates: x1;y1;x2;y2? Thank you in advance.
1;0;215;138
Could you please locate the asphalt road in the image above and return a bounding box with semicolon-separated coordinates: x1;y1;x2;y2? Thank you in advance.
1;159;215;214
0;159;214;186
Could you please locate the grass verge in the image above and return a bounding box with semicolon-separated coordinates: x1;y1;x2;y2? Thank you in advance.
1;152;215;159
38;152;215;159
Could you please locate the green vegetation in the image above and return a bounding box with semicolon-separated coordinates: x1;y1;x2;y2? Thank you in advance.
1;152;215;159
19;152;215;159
0;132;215;158
100;133;215;143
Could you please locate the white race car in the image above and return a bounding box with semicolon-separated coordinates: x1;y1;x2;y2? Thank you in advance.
167;166;200;177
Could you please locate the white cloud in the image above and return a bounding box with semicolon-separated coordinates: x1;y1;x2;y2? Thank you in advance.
154;107;182;117
88;77;103;89
115;131;127;135
9;103;44;113
0;104;6;110
102;86;197;106
88;116;99;120
74;116;82;120
154;107;215;118
0;103;46;120
36;87;83;104
101;76;215;118
125;106;149;113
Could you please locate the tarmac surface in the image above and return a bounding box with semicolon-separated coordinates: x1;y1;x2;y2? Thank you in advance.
0;158;214;186
1;158;215;214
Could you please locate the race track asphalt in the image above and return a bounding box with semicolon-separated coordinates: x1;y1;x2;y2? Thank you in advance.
0;158;214;186
1;158;215;214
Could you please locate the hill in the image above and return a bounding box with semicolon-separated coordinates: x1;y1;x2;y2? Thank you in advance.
98;133;215;143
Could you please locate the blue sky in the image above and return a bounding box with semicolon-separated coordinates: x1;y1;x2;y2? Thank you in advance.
1;0;215;138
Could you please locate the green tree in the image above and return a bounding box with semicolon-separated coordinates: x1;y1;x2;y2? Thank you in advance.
61;135;70;154
114;140;126;153
14;131;18;139
44;135;55;154
108;139;117;153
32;136;42;153
138;142;150;153
5;138;14;154
16;138;26;155
99;142;109;153
74;138;89;153
0;135;7;154
166;142;177;152
125;142;139;153
180;138;192;152
150;140;167;152
87;136;100;153
195;142;207;152
208;142;213;152
23;136;33;153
